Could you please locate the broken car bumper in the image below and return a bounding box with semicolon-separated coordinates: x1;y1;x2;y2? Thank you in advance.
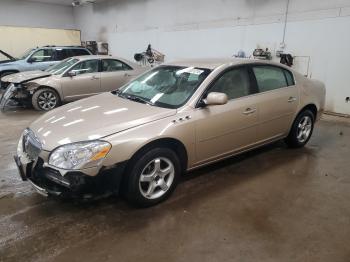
14;154;127;198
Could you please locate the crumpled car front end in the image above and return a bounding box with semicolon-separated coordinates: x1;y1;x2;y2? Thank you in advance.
0;71;52;111
0;82;33;111
14;128;126;199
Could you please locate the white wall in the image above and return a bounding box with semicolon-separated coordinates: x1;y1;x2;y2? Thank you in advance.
74;0;350;114
0;0;349;113
0;0;75;29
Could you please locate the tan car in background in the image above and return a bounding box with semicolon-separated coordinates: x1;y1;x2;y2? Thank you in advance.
14;58;326;207
0;55;146;111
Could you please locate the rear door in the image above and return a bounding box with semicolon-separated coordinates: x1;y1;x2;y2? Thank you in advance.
60;59;101;101
194;66;259;164
100;59;135;92
251;65;299;142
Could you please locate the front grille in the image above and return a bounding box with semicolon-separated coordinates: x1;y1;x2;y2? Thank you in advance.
23;129;42;160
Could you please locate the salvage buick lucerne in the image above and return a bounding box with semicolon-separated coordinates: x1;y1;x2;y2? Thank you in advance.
1;56;146;111
14;58;326;207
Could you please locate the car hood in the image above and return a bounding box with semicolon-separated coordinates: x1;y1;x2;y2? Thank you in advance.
1;70;51;84
30;92;177;150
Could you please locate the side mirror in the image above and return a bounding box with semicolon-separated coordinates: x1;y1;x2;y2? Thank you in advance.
27;57;37;63
68;71;77;77
203;92;228;106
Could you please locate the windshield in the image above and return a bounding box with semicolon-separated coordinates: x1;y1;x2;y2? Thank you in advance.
45;58;79;75
117;66;211;109
18;48;35;60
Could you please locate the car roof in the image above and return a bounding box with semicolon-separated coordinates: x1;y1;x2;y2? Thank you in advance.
39;46;87;49
71;55;139;67
73;55;129;60
164;58;289;70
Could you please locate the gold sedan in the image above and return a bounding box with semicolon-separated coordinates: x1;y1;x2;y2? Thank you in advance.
1;55;147;111
14;58;326;206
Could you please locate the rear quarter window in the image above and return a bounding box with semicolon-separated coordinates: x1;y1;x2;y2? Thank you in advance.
284;69;295;86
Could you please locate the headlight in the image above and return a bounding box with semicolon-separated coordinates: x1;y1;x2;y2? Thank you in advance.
49;141;112;170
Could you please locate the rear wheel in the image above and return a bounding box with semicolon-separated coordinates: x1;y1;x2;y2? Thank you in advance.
123;147;181;207
285;110;315;148
32;88;60;111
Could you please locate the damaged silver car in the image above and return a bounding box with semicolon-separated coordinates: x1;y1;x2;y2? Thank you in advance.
0;55;146;111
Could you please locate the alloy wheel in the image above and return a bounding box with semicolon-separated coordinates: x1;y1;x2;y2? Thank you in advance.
297;115;312;143
38;91;57;110
139;157;175;200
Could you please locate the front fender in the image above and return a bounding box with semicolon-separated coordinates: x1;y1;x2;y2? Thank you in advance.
26;78;63;101
103;113;196;169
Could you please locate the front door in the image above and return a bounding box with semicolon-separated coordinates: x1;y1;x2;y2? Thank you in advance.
26;48;57;71
194;66;259;164
60;59;101;101
251;65;299;142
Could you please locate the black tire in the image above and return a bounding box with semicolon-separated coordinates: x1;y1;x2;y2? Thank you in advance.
123;147;181;207
285;110;315;148
32;88;61;111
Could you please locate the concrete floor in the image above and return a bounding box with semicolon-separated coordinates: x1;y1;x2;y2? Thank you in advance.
0;109;349;262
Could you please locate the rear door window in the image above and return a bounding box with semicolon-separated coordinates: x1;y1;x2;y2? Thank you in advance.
71;49;90;56
252;66;288;92
55;49;71;61
102;59;132;72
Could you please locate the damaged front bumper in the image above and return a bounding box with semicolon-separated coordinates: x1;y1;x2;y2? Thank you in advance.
14;154;127;199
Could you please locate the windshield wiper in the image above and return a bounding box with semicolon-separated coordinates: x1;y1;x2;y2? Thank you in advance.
112;90;154;106
125;95;154;106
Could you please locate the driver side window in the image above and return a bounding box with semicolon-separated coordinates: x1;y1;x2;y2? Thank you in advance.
69;60;99;76
207;67;252;100
30;49;54;62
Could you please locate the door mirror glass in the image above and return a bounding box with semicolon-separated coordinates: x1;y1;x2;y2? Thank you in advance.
68;71;77;77
205;92;228;106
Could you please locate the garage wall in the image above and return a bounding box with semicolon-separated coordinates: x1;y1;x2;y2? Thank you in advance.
75;0;350;115
0;0;75;29
0;26;81;58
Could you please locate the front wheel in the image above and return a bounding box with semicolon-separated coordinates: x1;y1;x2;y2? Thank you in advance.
32;88;60;111
285;110;315;148
123;148;181;207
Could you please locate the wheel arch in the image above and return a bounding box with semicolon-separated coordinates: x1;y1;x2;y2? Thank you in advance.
298;103;318;119
127;137;188;174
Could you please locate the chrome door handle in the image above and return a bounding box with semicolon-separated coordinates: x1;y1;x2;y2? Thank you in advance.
288;97;297;103
243;108;256;115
